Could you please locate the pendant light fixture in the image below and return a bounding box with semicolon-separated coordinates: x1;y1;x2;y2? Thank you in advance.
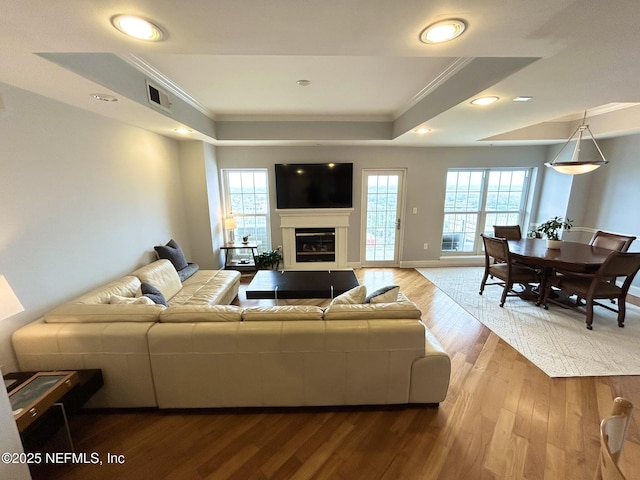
545;111;608;174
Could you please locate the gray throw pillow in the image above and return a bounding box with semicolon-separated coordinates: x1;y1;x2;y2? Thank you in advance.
177;263;200;282
154;239;188;271
365;285;400;303
141;282;168;306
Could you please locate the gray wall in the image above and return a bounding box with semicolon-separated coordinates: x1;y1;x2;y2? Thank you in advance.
0;83;190;371
582;134;640;246
216;145;548;265
177;141;225;269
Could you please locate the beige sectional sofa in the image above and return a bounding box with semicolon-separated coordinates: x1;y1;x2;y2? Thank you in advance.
12;260;451;409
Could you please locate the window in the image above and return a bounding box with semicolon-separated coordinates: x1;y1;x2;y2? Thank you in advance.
222;169;271;252
442;168;531;253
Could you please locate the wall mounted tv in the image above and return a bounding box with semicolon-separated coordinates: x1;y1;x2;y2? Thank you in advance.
275;163;353;209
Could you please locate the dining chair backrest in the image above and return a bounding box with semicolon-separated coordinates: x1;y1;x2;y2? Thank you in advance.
597;251;640;287
594;397;633;480
590;231;636;252
493;225;522;240
482;234;509;264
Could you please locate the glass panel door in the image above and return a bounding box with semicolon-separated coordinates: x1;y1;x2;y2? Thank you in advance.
362;169;405;266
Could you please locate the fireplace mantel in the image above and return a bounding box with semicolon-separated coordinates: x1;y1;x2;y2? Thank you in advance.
277;208;353;269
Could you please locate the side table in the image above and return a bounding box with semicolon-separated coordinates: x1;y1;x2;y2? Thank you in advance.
220;241;260;271
5;369;103;452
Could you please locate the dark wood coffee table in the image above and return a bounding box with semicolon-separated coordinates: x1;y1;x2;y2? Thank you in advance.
246;270;359;299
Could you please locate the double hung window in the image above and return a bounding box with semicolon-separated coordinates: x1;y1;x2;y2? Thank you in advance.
221;169;271;251
442;169;531;254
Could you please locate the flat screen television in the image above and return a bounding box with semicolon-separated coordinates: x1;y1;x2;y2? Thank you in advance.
275;163;353;209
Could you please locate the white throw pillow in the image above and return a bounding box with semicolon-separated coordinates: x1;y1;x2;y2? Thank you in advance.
110;295;155;305
330;285;367;305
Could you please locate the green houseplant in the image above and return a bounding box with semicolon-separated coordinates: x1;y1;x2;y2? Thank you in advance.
537;216;573;248
255;248;283;270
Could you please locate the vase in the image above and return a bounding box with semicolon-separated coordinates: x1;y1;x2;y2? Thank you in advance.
546;239;563;249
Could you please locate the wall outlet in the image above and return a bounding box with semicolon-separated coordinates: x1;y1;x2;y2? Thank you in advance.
412;207;418;214
423;243;428;250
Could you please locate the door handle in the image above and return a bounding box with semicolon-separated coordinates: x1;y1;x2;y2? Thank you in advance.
396;218;401;230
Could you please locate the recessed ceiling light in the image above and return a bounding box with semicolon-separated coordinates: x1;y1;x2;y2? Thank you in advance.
513;96;533;102
111;15;164;41
91;93;118;102
471;96;500;106
420;19;467;44
174;128;192;134
414;127;431;135
296;79;311;87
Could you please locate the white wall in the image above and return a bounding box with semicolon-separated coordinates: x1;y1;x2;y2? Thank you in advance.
0;368;31;480
0;82;189;371
216;145;547;265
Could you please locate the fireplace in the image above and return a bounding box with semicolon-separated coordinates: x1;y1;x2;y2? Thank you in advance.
277;208;353;269
295;228;336;263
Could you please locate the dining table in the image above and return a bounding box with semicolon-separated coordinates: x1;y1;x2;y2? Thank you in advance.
507;238;614;305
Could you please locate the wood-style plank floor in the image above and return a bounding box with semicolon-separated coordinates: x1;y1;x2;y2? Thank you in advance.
48;268;640;480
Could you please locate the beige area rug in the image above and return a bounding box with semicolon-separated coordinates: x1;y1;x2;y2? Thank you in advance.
417;267;640;377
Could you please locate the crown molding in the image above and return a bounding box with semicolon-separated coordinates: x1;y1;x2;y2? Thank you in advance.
394;57;474;120
118;53;212;118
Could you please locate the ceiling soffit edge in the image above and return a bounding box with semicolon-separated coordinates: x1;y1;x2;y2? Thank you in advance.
392;57;541;139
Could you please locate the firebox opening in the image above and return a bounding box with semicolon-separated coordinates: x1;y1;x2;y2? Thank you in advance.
295;228;336;263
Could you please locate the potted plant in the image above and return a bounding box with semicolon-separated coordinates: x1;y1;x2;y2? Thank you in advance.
242;234;250;244
255;248;283;270
537;216;573;249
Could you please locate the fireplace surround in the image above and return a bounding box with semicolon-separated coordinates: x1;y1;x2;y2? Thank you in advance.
278;208;353;269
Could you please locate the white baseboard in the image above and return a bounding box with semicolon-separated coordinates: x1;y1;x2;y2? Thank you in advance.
400;257;484;268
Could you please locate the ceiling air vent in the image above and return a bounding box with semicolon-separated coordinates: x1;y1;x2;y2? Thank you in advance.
146;81;172;112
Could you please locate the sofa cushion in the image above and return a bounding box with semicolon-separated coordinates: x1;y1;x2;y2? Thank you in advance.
242;305;324;321
74;276;141;304
110;295;155;305
154;239;188;271
159;305;243;322
330;285;367;305
365;285;400;304
141;282;168;306
133;260;182;301
323;301;422;321
177;263;200;282
43;303;164;323
170;270;241;306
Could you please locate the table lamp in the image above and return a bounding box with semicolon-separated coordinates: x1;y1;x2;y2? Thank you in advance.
0;275;24;322
224;217;237;243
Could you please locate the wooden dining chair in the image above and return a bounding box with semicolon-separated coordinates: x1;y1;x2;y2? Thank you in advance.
589;231;637;301
589;230;636;252
594;397;633;480
493;225;522;240
479;234;539;307
543;251;640;329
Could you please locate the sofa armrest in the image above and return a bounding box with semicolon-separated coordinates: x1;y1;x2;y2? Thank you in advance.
408;324;451;404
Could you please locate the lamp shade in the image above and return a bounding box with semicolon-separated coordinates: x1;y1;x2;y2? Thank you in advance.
0;275;24;321
224;217;237;229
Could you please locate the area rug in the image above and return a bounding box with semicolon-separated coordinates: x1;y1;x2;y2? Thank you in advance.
417;267;640;377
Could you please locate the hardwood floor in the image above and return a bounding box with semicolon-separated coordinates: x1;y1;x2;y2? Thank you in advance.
49;268;640;480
